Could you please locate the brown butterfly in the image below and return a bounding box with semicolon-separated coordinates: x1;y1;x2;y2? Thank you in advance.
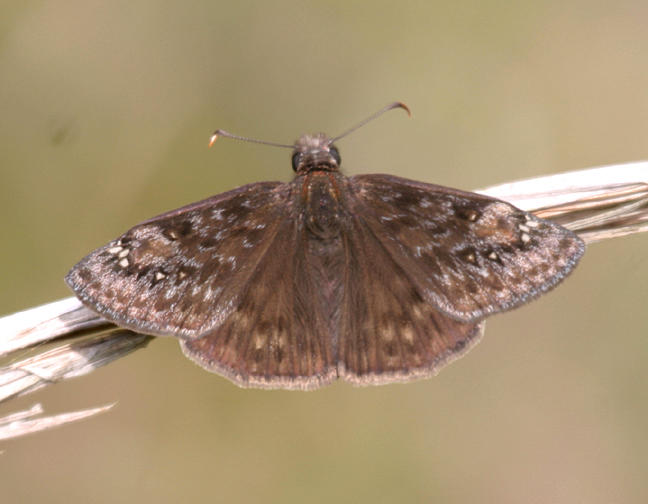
66;103;584;389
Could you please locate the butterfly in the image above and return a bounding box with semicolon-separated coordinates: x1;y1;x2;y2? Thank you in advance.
65;103;585;390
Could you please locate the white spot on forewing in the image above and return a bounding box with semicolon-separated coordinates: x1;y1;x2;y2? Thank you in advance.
118;249;129;258
118;258;129;268
519;224;530;233
108;246;123;254
476;265;491;278
521;233;531;243
488;251;498;260
525;218;540;227
203;286;216;301
155;271;166;280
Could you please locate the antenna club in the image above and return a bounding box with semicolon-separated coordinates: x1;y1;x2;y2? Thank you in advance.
394;101;412;118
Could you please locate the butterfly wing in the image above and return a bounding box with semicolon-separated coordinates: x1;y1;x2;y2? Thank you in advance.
338;212;484;384
179;214;337;390
66;182;293;338
347;174;585;322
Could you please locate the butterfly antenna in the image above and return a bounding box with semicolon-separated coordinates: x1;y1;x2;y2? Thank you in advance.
208;129;294;149
329;101;411;144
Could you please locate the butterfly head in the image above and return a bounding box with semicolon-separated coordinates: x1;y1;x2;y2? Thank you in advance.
291;133;341;174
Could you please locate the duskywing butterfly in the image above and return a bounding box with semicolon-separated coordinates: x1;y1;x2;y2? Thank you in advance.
66;103;585;389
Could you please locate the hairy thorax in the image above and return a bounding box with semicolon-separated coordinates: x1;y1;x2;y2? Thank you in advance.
301;171;346;241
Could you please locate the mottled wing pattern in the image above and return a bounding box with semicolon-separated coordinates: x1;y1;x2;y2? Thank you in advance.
348;174;585;322
180;217;337;389
339;215;485;384
66;182;289;338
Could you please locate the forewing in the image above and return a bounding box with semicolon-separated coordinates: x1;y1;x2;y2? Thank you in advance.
180;217;337;389
348;174;585;322
339;215;485;384
66;182;289;338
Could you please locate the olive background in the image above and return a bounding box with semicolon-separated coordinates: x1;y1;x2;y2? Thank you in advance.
1;1;647;502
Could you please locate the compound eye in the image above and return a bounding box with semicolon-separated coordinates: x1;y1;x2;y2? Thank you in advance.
329;146;341;165
291;152;302;171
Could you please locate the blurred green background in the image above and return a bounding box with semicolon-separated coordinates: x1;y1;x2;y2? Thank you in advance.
1;1;647;502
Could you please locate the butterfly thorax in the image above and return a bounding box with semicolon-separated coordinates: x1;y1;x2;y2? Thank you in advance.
298;170;347;241
290;131;347;241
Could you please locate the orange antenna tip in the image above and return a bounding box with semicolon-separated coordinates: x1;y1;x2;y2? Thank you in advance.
395;101;412;117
